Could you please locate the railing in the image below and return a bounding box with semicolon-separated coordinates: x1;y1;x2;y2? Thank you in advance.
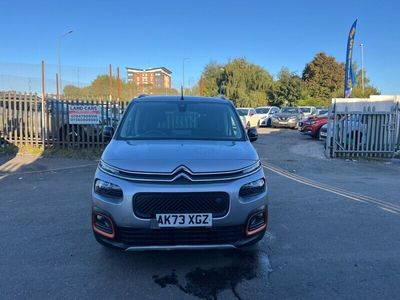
326;104;399;158
0;92;127;148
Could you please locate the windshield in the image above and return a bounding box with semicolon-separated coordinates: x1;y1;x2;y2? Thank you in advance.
117;101;245;141
281;107;299;114
299;107;311;113
256;107;270;114
236;108;249;116
317;109;328;115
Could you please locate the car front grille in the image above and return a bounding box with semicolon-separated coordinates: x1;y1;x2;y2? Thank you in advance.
116;225;244;246
133;192;230;219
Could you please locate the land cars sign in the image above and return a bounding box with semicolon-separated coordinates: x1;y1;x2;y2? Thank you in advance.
68;105;102;124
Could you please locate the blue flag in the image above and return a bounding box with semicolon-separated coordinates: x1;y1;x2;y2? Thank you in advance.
344;20;357;98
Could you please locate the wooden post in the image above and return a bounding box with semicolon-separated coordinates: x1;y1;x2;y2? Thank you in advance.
56;73;60;99
130;79;133;99
109;64;113;101
199;77;204;96
117;67;121;103
41;60;46;148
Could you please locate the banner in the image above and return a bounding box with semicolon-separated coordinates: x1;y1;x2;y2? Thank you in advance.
344;19;357;98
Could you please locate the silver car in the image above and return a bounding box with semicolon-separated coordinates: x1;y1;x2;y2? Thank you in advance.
92;96;268;250
271;107;304;129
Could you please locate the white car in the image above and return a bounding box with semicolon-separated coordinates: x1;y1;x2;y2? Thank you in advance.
236;108;258;128
298;106;317;117
255;106;280;127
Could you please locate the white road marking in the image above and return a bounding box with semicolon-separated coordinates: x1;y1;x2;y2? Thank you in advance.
263;163;400;214
0;163;98;179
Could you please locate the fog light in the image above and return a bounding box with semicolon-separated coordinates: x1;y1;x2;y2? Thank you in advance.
246;210;267;236
92;212;115;238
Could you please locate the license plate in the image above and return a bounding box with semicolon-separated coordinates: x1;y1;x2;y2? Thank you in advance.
279;121;288;125
156;213;212;228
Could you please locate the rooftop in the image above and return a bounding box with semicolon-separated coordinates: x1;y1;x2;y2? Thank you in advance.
126;67;172;74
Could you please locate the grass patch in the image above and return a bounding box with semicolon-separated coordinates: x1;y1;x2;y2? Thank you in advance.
0;143;103;160
0;144;19;155
43;147;103;160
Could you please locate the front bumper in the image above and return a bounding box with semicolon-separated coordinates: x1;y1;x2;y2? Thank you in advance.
92;167;268;250
271;118;297;128
259;118;270;126
299;125;313;135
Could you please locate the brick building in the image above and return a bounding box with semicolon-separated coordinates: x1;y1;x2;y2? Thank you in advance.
126;67;172;94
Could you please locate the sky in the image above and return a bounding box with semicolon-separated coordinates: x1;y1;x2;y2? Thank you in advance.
0;0;399;94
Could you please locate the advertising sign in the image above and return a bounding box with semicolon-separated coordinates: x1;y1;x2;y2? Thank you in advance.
68;105;101;124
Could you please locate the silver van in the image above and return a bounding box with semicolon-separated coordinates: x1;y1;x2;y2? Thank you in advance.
92;96;268;250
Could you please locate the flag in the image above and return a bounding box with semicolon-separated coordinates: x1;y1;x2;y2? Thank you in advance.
344;19;357;98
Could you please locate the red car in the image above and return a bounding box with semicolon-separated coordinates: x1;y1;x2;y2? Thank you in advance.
298;115;327;139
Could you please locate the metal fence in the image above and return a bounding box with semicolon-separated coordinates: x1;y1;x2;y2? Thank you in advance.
0;92;127;148
326;104;400;158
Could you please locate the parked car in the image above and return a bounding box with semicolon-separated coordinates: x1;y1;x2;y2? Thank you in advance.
271;107;304;129
298;106;317;117
93;95;268;250
319;123;328;140
320;115;367;148
236;107;258;128
316;107;329;115
255;106;280;127
298;114;328;139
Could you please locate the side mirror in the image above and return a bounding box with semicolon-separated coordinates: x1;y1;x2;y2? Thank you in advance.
103;126;114;142
247;127;258;142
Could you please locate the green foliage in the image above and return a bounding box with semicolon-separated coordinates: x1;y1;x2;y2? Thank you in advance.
268;68;302;107
62;75;178;101
302;52;345;100
202;62;224;97
350;67;380;98
295;97;330;107
201;58;272;107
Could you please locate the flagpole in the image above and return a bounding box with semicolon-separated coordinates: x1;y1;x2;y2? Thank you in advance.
360;43;365;96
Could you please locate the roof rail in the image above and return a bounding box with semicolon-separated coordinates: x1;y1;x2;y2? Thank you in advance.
137;94;148;98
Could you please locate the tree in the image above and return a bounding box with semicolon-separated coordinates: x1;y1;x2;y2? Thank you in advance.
350;65;380;98
302;52;345;100
202;62;224;97
201;58;273;107
268;68;302;107
62;75;178;101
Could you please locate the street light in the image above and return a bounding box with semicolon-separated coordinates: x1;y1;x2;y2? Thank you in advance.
360;43;365;96
182;58;190;90
58;30;73;96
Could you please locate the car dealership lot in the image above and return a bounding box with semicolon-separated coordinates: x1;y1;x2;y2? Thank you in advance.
1;128;400;299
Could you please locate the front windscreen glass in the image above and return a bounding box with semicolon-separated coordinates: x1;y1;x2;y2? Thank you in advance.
236;108;249;116
299;107;311;113
117;101;245;141
256;107;270;114
281;107;299;114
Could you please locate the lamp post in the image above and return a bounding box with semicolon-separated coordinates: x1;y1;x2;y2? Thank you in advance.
182;58;190;90
360;43;365;96
58;30;73;96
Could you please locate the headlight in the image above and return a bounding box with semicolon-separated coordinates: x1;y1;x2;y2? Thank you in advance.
239;178;265;197
94;179;123;198
305;120;317;125
288;116;297;120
